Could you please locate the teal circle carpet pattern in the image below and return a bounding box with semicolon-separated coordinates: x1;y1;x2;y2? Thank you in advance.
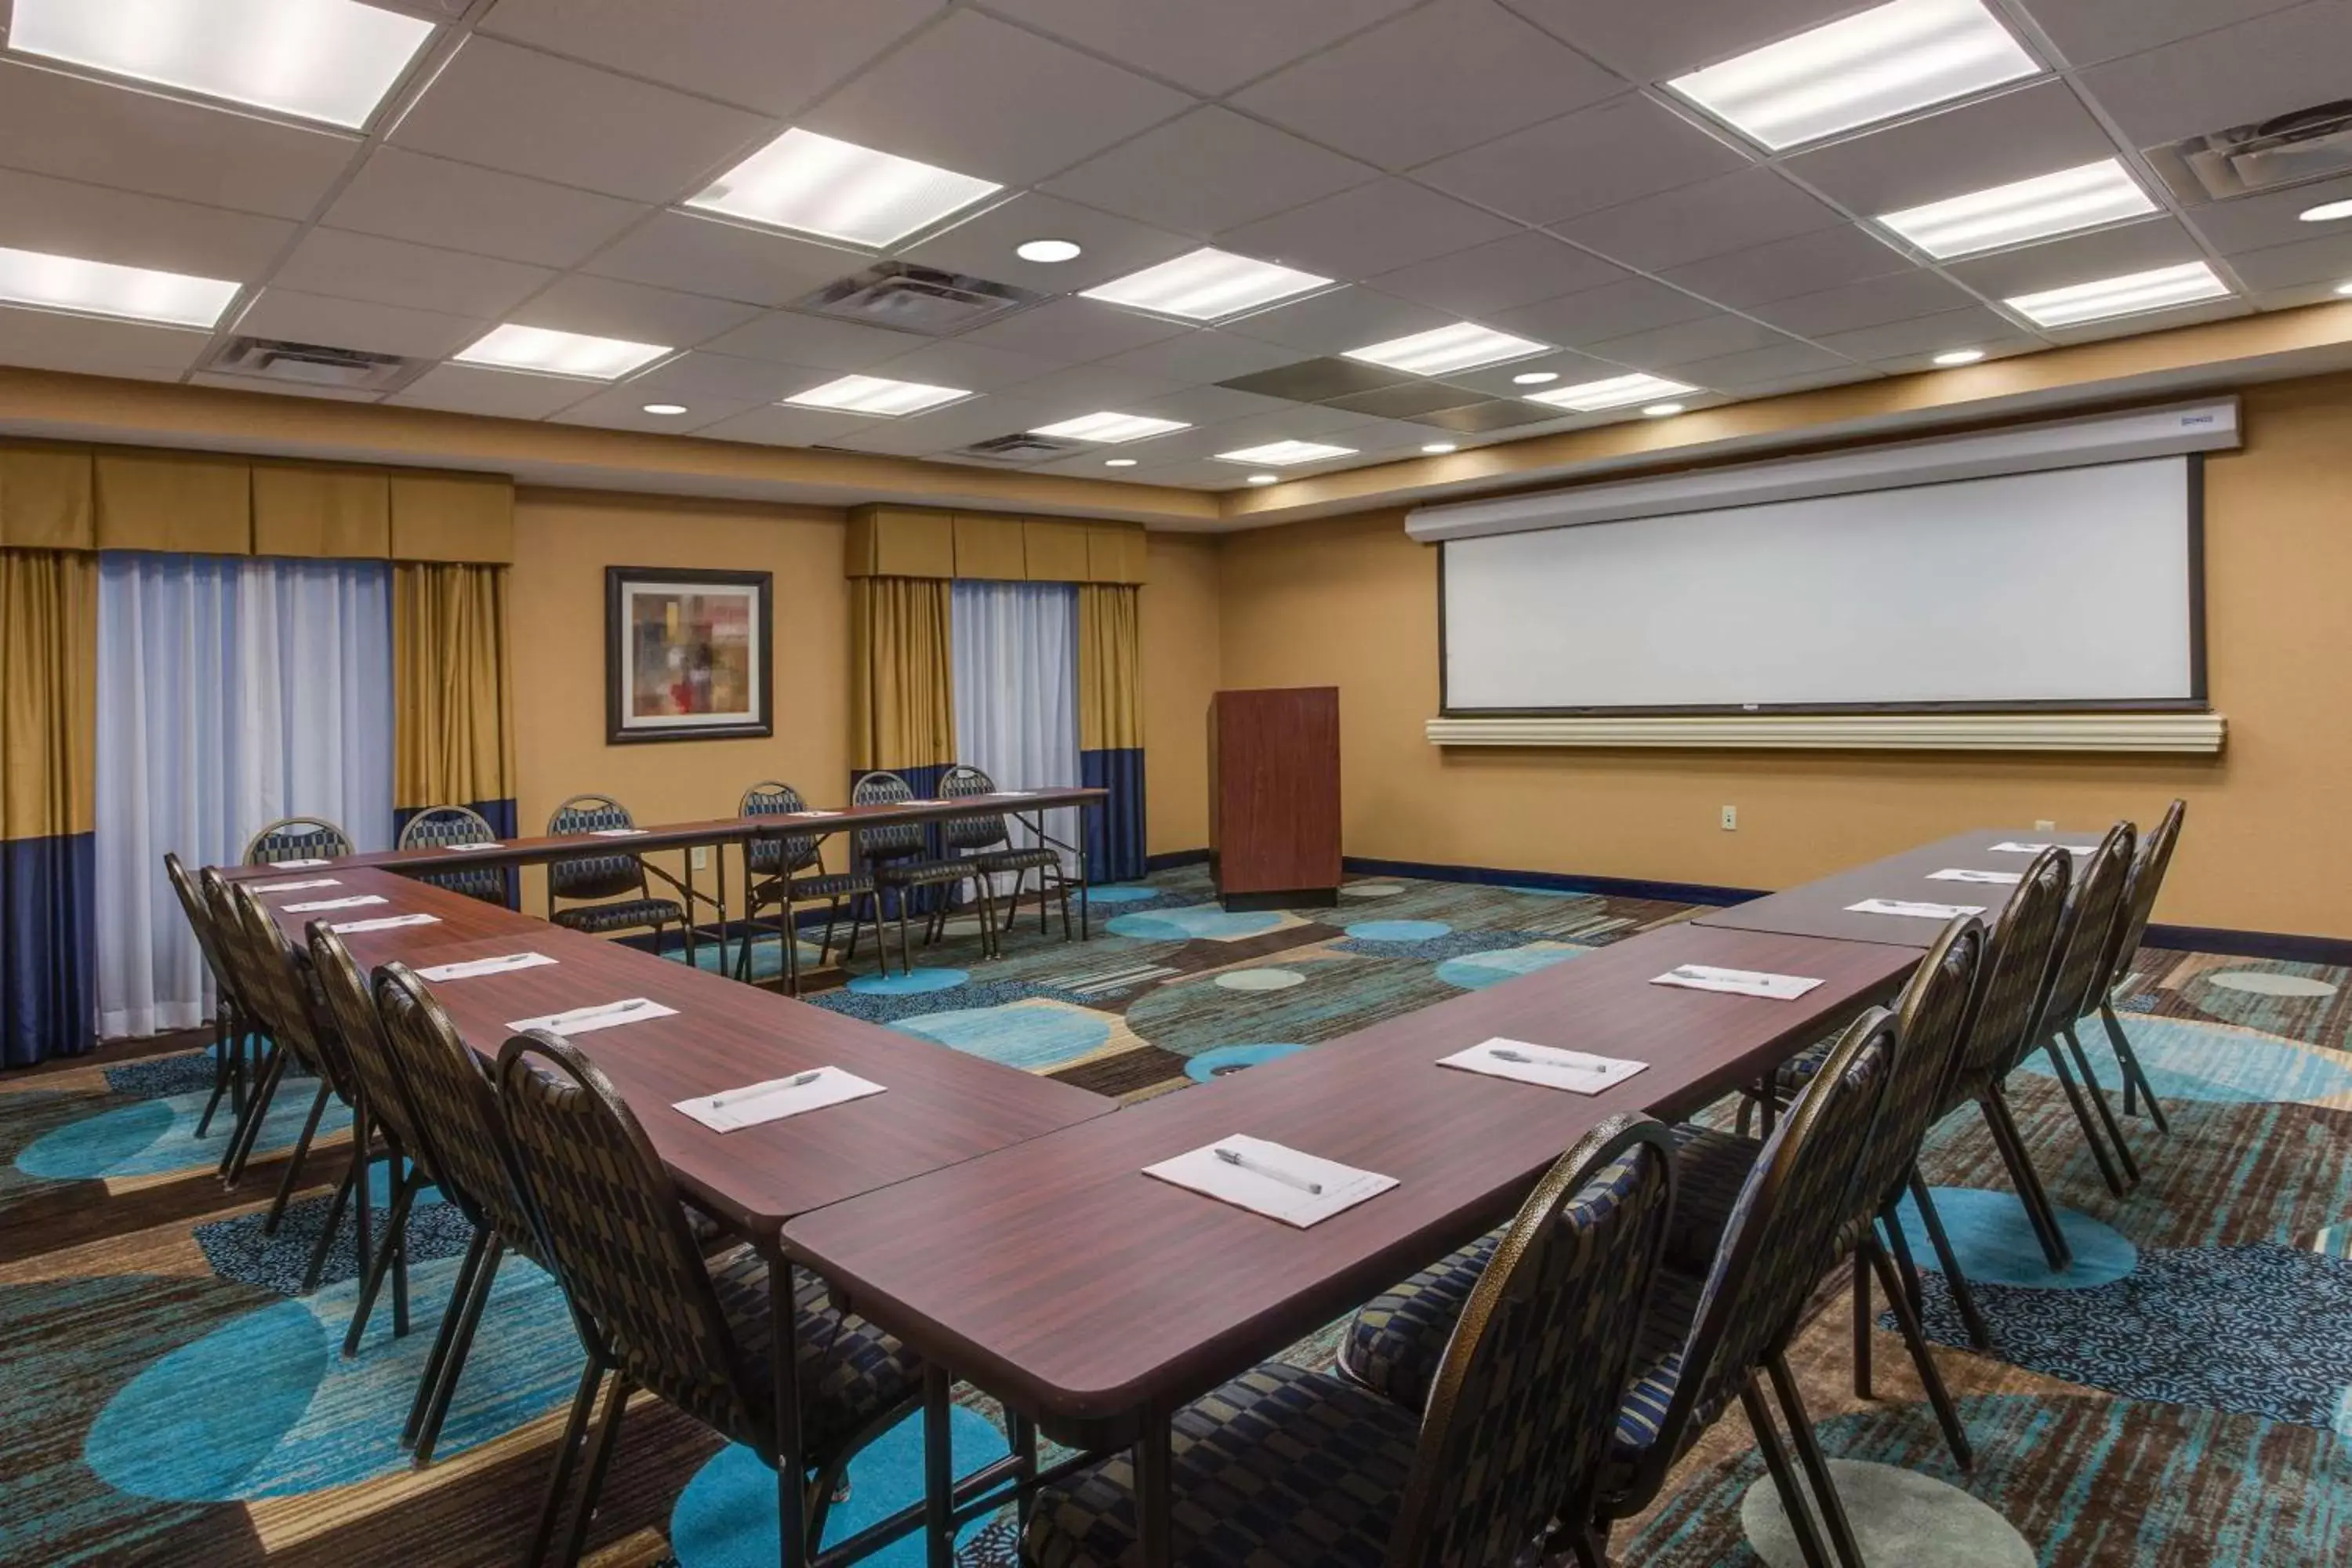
1892;1185;2140;1289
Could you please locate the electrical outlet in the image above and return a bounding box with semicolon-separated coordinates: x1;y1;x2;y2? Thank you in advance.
2034;819;2056;833
691;846;709;871
1721;805;1738;831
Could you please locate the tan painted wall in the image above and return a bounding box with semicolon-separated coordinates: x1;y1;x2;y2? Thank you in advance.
1140;531;1223;856
1214;372;2352;938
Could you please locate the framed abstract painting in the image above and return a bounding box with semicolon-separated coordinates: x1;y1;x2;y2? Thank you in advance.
604;567;773;743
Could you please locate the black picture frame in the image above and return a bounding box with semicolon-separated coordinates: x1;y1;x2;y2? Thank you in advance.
604;566;774;744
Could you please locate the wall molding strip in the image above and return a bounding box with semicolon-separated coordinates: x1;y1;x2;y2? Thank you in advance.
1425;711;2227;753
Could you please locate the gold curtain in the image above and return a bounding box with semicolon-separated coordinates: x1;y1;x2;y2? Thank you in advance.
393;561;517;812
1078;583;1144;752
0;549;96;841
849;576;956;771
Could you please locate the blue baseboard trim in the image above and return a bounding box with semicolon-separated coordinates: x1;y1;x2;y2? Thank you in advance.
1145;849;1210;872
2142;922;2352;966
1341;855;1763;909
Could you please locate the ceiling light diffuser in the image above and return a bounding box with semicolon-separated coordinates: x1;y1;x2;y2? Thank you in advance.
1246;474;1279;485
641;402;689;416
782;373;968;416
687;129;1001;249
2337;281;2352;297
2299;199;2352;223
0;245;240;328
1666;0;2039;151
1640;402;1686;417
1524;373;1697;412
9;0;436;129
1343;323;1548;376
1421;441;1458;454
454;325;670;379
1878;159;2156;259
1932;348;1986;365
1016;239;1083;263
1512;371;1559;385
1215;440;1358;467
1029;412;1189;444
2003;261;2230;328
1105;458;1138;467
1081;248;1331;322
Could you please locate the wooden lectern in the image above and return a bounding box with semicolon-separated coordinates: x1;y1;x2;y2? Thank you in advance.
1208;686;1341;911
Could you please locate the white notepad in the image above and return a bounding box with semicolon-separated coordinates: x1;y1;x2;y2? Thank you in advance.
445;842;506;853
269;858;332;869
1987;841;2098;856
507;997;677;1036
1649;964;1824;1000
1928;868;2024;886
673;1067;886;1132
1847;898;1986;920
586;828;648;838
793;810;841;818
249;877;339;894
331;913;441;934
993;790;1036;797
284;895;386;913
1439;1037;1649;1093
1143;1134;1397;1228
416;951;556;982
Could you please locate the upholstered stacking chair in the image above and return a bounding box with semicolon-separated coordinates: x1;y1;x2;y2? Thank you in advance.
494;1029;924;1568
165;852;252;1141
2089;798;2186;1129
543;795;684;946
2033;822;2142;1198
940;764;1073;946
397;804;510;906
738;780;877;993
852;770;997;971
242;815;355;866
1025;1114;1678;1568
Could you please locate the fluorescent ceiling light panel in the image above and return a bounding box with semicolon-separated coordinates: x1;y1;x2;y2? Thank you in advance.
1525;373;1697;412
2004;261;2230;328
1878;159;2156;259
1081;248;1331;322
1667;0;2038;151
687;129;1002;249
783;374;968;416
1029;412;1190;444
1214;440;1357;466
9;0;435;129
1343;323;1549;376
0;245;239;328
453;324;670;379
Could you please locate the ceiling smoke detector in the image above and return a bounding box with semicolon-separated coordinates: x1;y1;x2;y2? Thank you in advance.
2148;100;2352;202
789;262;1045;336
201;335;422;392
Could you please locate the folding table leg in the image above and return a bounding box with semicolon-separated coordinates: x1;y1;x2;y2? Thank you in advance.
923;1366;953;1568
1134;1417;1174;1568
769;1247;811;1568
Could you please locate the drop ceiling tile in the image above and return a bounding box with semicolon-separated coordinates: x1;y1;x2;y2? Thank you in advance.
1416;397;1573;432
1041;108;1380;237
189;373;384;402
2183;175;2352;256
1220;180;1519;280
1496;0;1864;80
1428;345;1621;396
234;289;483;358
1779;80;2122;218
1750;270;1984;336
1944;216;2209;299
0;167;295;281
1550;166;1842;272
864;338;1062;391
2039;295;2251;343
2251;280;2352;311
390;38;769;203
1219;357;1415;402
1127;384;1301;426
1413;93;1748;225
1583;312;1797;369
821;403;1008;456
2223;231;2352;291
2020;0;2309;67
582;213;865;307
1812;306;2020;361
387;364;599;419
1370;232;1632;317
0;60;359;222
548;387;766;433
1866;332;2044;375
1488;277;1718;346
1725;365;1886;400
1325;416;1471;452
1325;381;1494;418
0;304;211;380
898;193;1196;292
985;0;1422;95
1219;287;1455;355
1232;0;1626;170
1660;226;1911;310
1669;339;1855;388
615;352;822;403
275;229;554;318
699;310;929;370
2074;2;2352;147
693;404;883;448
987;361;1192;416
510;275;762;348
1119;458;1257;489
955;298;1189;362
1095;328;1310;387
799;11;1193;187
327;148;644;269
478;0;946;115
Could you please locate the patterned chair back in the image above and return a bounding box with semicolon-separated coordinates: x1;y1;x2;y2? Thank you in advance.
397;804;507;905
741;781;822;880
851;771;927;863
372;963;543;1251
2098;798;2185;1001
1947;847;2072;1093
243;816;354;866
306;923;435;1170
2038;821;2136;1036
938;766;1011;853
1847;917;1981;1227
164;852;241;1006
495;1030;764;1450
546;795;646;902
1386;1114;1678;1568
207;873;350;1098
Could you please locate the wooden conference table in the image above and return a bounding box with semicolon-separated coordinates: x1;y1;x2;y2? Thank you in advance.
1693;827;2095;948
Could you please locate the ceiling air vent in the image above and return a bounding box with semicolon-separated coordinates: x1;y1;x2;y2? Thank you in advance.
2148;100;2352;202
201;336;420;392
790;263;1045;336
953;433;1083;464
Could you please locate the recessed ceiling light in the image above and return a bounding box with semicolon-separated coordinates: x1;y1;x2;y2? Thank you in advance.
1421;441;1458;454
1878;159;2156;260
1105;458;1138;467
1081;247;1331;322
1512;371;1560;385
1343;323;1549;376
686;129;1001;249
641;402;689;416
2336;280;2352;297
1016;238;1083;263
1932;348;1987;366
8;0;436;129
1246;474;1279;485
782;373;969;416
2299;198;2352;223
0;245;239;328
2004;261;2230;328
1215;440;1358;466
1640;402;1686;418
1666;0;2039;151
1029;412;1190;443
454;324;670;380
1525;373;1697;412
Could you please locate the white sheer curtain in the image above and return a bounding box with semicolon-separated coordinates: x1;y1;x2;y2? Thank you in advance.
950;580;1080;880
96;553;395;1039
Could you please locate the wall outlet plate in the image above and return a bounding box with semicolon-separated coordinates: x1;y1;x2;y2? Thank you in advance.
1721;805;1738;830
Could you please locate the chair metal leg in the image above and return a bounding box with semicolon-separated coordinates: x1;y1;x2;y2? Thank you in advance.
1908;1172;1990;1349
1570;1529;1610;1568
1881;1198;1926;1316
2063;1024;2140;1186
351;1117;373;1298
527;1353;608;1568
1852;1247;1872;1399
195;1014;234;1139
895;887;914;975
1768;1352;1867;1568
405;1226;488;1448
345;1161;423;1356
2100;999;2170;1134
299;1159;358;1294
1739;1376;1835;1568
1978;1088;2071;1269
221;1043;287;1184
561;1369;633;1567
413;1235;505;1466
2043;1039;2129;1197
264;1082;335;1236
1865;1239;1974;1471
